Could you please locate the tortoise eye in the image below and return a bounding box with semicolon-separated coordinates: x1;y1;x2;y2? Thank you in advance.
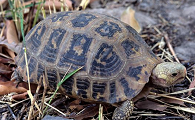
172;73;178;77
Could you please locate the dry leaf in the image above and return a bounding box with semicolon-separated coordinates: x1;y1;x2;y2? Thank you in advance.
69;104;99;120
69;99;82;110
0;74;10;82
0;56;14;64
44;0;73;11
0;79;38;95
70;104;86;111
24;0;73;11
6;20;19;44
11;92;28;100
0;0;8;9
69;99;81;106
0;81;28;95
5;20;20;59
161;98;185;106
0;63;13;82
135;100;167;111
0;63;12;75
121;7;141;33
0;37;22;55
188;75;195;95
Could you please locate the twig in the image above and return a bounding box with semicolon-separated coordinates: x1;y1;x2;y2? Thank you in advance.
0;25;5;37
44;102;67;117
41;73;47;117
150;92;195;105
164;88;195;95
7;103;16;119
164;33;180;63
28;76;43;120
163;110;190;120
188;69;195;95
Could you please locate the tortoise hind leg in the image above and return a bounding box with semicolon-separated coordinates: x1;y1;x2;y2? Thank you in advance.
112;100;134;120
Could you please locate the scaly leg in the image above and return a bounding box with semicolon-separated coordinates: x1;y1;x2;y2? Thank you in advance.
112;100;134;120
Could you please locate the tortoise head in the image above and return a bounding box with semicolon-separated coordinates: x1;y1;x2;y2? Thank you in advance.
151;62;186;87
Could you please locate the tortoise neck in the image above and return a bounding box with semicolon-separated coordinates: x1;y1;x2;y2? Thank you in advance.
148;77;161;88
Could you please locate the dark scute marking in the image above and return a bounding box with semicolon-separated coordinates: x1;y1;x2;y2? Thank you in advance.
40;28;66;63
58;34;92;68
20;53;30;70
19;57;26;69
121;39;139;58
60;73;74;95
76;78;90;99
125;25;158;59
98;97;106;101
125;25;147;46
90;43;122;77
92;82;107;102
95;21;122;38
149;50;157;59
28;57;37;77
51;12;72;22
21;53;30;69
119;78;136;97
37;63;45;81
71;13;96;27
18;48;24;59
145;71;148;75
28;25;46;53
127;66;143;81
109;82;117;103
47;69;57;89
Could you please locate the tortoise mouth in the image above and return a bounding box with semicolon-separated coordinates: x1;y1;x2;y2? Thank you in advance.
152;76;185;88
171;77;185;85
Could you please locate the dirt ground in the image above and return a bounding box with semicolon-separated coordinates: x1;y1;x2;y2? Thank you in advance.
0;0;195;120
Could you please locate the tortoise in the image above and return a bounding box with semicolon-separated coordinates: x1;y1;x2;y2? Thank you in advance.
12;11;186;120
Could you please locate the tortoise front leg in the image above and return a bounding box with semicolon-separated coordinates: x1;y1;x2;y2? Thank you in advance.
112;100;134;120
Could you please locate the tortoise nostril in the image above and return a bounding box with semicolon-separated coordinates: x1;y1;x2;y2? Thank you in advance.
172;73;178;77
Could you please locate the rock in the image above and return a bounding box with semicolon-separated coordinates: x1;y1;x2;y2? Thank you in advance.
182;6;195;19
138;2;151;12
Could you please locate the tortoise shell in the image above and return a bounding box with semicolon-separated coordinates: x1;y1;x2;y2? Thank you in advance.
16;11;162;104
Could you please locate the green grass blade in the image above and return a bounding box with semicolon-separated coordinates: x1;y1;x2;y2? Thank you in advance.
32;0;43;27
58;66;84;87
42;66;83;117
25;1;45;8
8;0;15;19
17;9;25;45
